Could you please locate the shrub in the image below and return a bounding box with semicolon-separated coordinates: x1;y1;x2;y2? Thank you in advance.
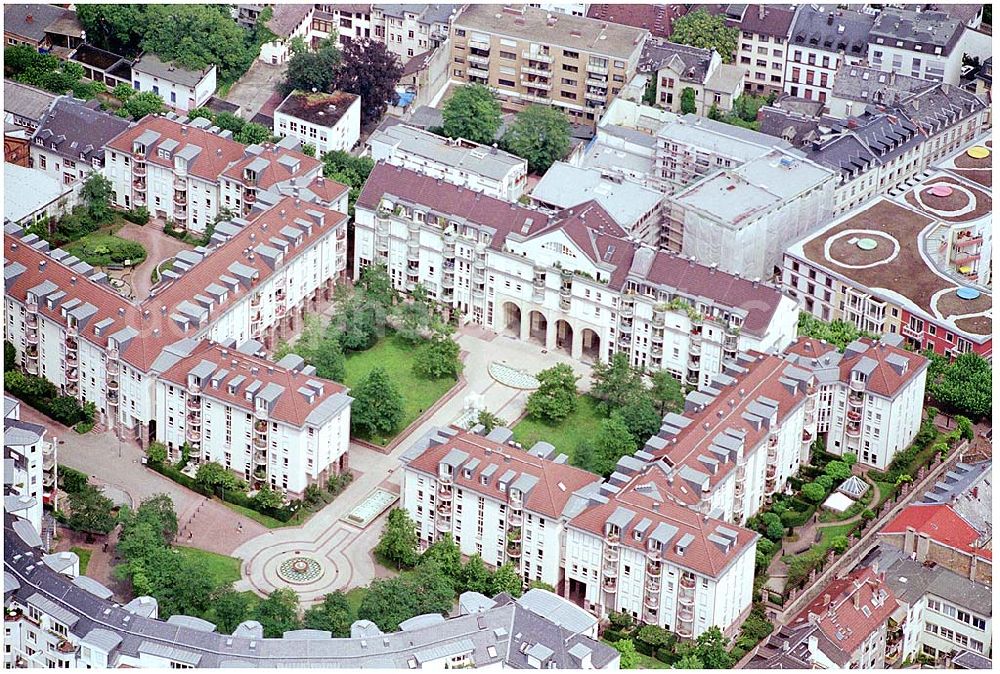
608;610;634;631
58;465;90;494
123;206;150;225
4;370;89;426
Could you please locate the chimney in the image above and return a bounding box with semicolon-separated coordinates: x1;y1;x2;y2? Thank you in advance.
823;593;831;606
181;125;188;135
853;591;860;610
26;13;33;23
758;5;765;20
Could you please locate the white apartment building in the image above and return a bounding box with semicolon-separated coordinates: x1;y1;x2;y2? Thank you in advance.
312;4;373;46
30;97;132;186
3;509;619;668
354;163;800;388
4;187;351;498
4;396;55;534
400;425;759;639
785;336;928;470
867;8;966;85
373;4;456;60
666;149;835;279
274;90;362;155
130;53;217;112
876;552;992;665
368;123;528;202
105;115;327;231
578;99;677;188
258;4;314;64
783;6;873;107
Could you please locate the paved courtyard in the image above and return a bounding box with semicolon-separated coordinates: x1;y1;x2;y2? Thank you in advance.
114;221;193;300
225;59;286;119
31;327;592;601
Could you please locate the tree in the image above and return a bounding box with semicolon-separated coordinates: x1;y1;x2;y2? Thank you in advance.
195;461;246;496
613;638;641;669
321;150;374;218
461;555;494;595
816;474;834;490
333;39;403;126
650;370;684;416
441;84;502;144
797;313;873;351
252;485;284;511
680;87;697;114
76;4;150;56
761;512;785;541
525;364;579;423
4;341;17;372
829;535;849;554
801;481;827;504
116;90;166;120
590;353;644;413
674;654;705;668
755;538;777;572
145;441;168;466
81;174;113;224
955;415;974;441
693;626;733;669
413;336;462;380
636;624;675;653
527;580;556;592
824;460;851;481
357;264;397;311
927;352;991;419
501;104;572;174
419;533;463;588
311;333;347;382
351;366;405;438
301;142;316;157
129;493;179;544
358;562;455;631
670;9;739;63
473;410;506;433
235;122;271;145
490;562;523;598
186;106;214;122
375;507;419;569
590;413;637;476
254;588;301;637
842;452;858;467
213;588;254;634
616;393;661;450
67;486;117;535
282;40;340;96
395;284;439;344
303;591;352;636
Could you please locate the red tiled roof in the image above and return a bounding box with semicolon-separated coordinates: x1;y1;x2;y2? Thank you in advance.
586;4;689;40
404;430;600;519
568;479;759;578
220;143;323;189
838;339;928;399
881;503;991;561
158;341;347;427
784;337;838;360
791;567;899;663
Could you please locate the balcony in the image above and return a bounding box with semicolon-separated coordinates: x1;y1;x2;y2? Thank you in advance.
132;162;146;177
765;464;776;479
435;516;452;533
586;76;609;88
584;90;606;102
677;606;694;623
26;327;38;345
849;378;866;393
65;368;79;382
521;78;552;90
184;394;203;412
522;65;551;77
801;429;813;443
186;428;201;443
173;191;187;206
244;190;257;204
107;376;119;392
437;502;452;516
604;546;620;563
132;179;146;192
468;65;490;79
253;449;267;465
679;575;696;590
901;324;922;339
644;593;659;610
469;38;490;50
506;542;522;558
847;409;861;422
174;202;187;219
686;372;699;387
522;51;553;63
954;235;983;248
586;63;609;75
645;575;660;593
603;577;618;593
253;466;267;481
507;527;522;544
467;53;490;66
646;561;662;578
643;607;659;625
953;252;981;266
619;320;633;334
845;423;861;438
508;511;523;527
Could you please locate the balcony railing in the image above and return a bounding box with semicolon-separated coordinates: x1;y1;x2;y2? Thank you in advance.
646;562;661;578
603;577;617;593
506;542;521;558
522;51;553;63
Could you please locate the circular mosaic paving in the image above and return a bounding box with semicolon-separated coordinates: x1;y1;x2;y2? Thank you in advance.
277;556;324;584
928;184;954;198
956;287;981;300
488;362;540;390
967;146;990;159
856;238;878;251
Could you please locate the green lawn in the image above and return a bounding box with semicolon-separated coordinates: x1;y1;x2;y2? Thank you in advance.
174;547;242;586
343;336;457;445
599;640;669;669
511;394;606;463
70;547;92;576
223;502;290;528
62;232;146;268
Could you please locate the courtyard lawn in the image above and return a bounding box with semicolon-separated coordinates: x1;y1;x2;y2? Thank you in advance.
511;394;605;464
174;547;242;586
62;232;147;268
783;522;860;589
875;481;897;509
70;547;92;576
343;336;457;445
599;640;670;669
223;502;290;529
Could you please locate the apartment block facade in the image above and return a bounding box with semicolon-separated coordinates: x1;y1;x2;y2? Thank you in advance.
867;8;966;85
354;163;800;389
401;426;759;639
4;188;351;497
4;396;55;533
273;90;362;156
449;4;648;125
729;4;796;95
783;6;874;107
104;115;327;231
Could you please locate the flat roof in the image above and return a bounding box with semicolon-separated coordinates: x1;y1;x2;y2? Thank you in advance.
4;163;69;223
531;161;661;227
368;123;525;180
454;4;648;59
787;197;991;340
275;90;360;128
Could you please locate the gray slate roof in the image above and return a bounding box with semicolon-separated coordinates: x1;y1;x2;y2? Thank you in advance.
32;98;133;165
3;81;58;126
789;5;874;57
132;53;214;87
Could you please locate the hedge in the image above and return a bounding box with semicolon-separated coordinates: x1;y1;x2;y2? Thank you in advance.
4;370;92;427
122;206;150;225
58;465;89;494
602;628;627;644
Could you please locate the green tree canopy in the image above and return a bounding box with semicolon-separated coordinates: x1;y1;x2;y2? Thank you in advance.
797;313;873;351
375;507;419;569
351;366;405;438
212;589;254;635
490;562;523;598
357;561;455;631
5;341;17;372
589;413;637;476
824;460;851;481
693;626;733;669
680;87;697;114
525;363;579;423
283;43;342;96
419;533;463;589
613;638;641;669
501;104;572;174
615;393;661;449
926;352;991;419
81;174;114;224
251;485;284;511
303;591;353;636
669;9;739;63
413;335;462;380
254;589;302;637
67;486;117;535
801;481;827;504
590;352;645;413
441;84;503;145
234;122;271;145
116;90;166;120
461;554;494;595
650;370;684;416
195;461;247;496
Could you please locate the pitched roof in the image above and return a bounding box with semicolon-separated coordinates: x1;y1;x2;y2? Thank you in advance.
788;6;874;57
837;338;928;399
881;503;991;561
402;430;601;519
587;4;688;40
33;97;133;164
789;567;898;665
3;81;58;125
738;4;797;38
266;4;313;37
3;3;75;43
131;53;215;87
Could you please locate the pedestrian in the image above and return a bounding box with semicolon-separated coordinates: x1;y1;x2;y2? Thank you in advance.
188;531;193;540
